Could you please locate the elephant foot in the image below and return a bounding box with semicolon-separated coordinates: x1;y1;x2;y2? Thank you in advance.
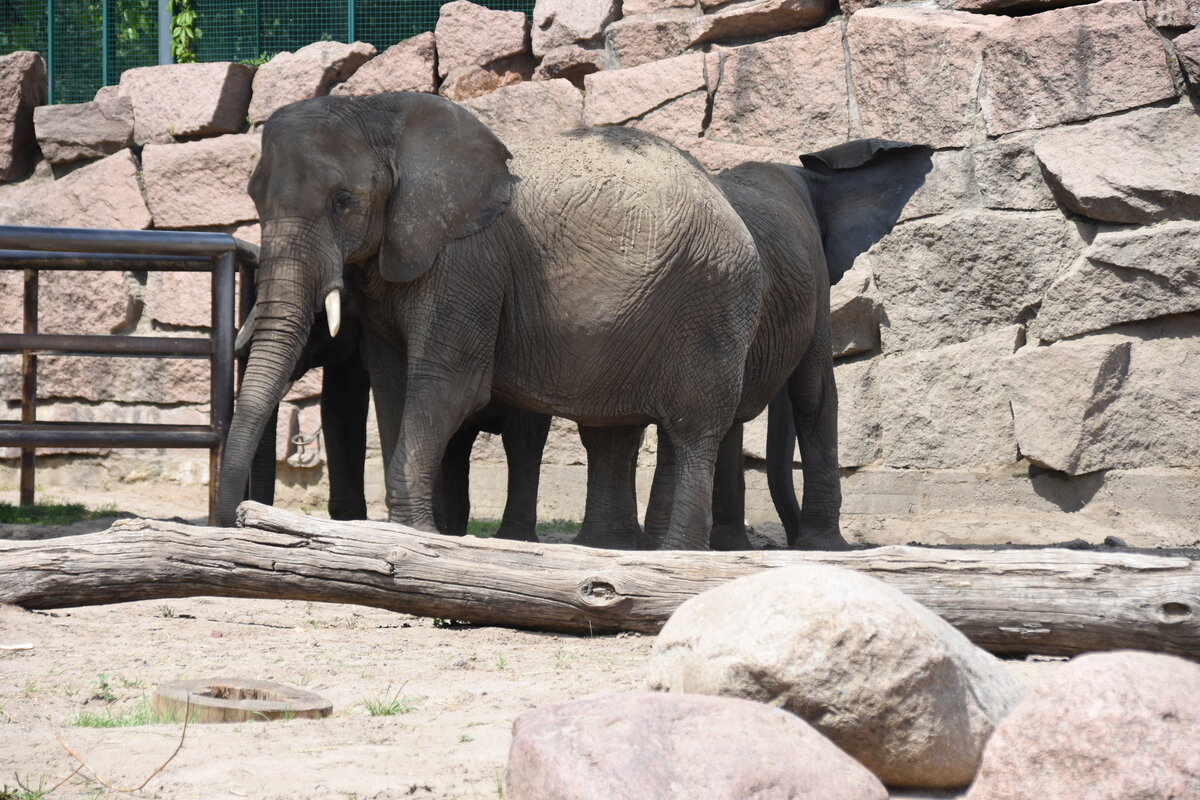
495;523;539;543
792;527;853;552
710;524;754;551
572;526;641;550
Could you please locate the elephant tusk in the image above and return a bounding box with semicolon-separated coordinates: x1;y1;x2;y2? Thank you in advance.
235;303;259;353
325;290;341;339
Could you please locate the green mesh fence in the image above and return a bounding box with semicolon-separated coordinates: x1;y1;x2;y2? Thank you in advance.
1;0;533;105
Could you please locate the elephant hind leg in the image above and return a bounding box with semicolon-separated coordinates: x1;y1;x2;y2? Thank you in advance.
573;424;645;550
710;422;753;551
495;408;550;542
655;424;727;551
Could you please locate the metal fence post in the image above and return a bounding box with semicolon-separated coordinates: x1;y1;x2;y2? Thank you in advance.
159;0;173;64
46;0;54;103
20;269;38;507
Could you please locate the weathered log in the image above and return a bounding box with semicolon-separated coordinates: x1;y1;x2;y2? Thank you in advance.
1;502;1197;659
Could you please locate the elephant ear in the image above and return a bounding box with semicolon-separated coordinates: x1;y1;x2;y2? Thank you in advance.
798;139;933;285
379;96;515;283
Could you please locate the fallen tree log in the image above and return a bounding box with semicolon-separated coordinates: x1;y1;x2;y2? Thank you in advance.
1;502;1197;659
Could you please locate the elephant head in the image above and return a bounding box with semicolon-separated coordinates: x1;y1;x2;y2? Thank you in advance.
216;93;515;526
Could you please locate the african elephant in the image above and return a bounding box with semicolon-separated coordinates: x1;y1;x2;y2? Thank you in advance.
218;91;768;549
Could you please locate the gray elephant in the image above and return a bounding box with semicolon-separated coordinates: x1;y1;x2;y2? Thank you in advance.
218;92;767;550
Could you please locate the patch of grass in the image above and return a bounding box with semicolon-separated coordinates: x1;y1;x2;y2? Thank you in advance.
361;684;416;717
72;697;195;728
91;673;116;703
458;733;473;743
495;654;507;671
158;604;176;618
465;518;581;538
0;500;121;525
0;778;48;799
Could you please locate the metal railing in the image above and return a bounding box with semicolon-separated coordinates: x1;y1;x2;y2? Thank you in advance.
0;225;257;524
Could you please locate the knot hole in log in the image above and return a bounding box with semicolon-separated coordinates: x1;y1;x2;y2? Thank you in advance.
577;577;622;609
1158;601;1193;623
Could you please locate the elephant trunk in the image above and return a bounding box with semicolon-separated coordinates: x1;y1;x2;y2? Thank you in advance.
216;224;339;526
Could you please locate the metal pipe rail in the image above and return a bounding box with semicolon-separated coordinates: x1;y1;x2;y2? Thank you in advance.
0;225;258;524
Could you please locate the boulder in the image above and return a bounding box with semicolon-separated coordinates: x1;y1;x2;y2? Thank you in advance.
647;564;1025;789
869;209;1081;352
836;358;882;467
981;2;1176;136
248;41;376;123
1177;28;1200;85
879;326;1022;469
1146;0;1200;26
0;401;208;458
972;131;1057;211
583;53;706;126
459;79;583;143
897;148;977;223
689;138;798;173
531;0;620;57
287;403;325;468
506;691;889;800
1034;104;1200;224
118;62;254;144
1004;318;1200;474
141;134;260;229
693;0;833;44
952;0;1076;11
435;0;530;78
532;44;610;84
33;95;134;164
143;271;213;329
0;150;151;230
330;33;437;95
0;51;47;182
627;89;708;151
1032;221;1200;343
625;0;695;11
848;9;1002;149
23;355;210;404
439;55;536;102
605;12;698;68
0;268;132;337
830;261;881;357
707;24;848;153
964;651;1200;800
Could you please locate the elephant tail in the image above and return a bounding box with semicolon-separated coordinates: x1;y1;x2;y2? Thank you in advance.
766;388;802;547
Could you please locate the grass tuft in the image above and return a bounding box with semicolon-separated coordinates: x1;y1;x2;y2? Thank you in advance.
361;684;417;717
0;500;121;525
465;518;581;538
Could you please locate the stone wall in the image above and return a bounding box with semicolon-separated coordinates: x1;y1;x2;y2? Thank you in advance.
1;0;1198;539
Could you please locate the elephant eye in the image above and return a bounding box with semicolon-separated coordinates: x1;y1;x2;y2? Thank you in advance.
332;191;354;212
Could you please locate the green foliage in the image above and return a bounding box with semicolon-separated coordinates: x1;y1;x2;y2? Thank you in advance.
465;518;581;538
0;500;120;525
170;0;200;63
361;683;416;717
238;51;274;66
0;780;48;800
92;673;117;703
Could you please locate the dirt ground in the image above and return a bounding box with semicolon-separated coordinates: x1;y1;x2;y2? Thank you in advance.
0;483;1186;800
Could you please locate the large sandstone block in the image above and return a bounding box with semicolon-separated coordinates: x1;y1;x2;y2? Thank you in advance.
583;52;706;126
436;0;530;78
0;269;132;337
869;210;1081;353
647;565;1025;789
0;51;47;182
15;355;210;404
1034;104;1200;224
507;691;889;800
830;261;880;357
118;62;254;144
143;271;213;329
532;44;610;84
0;400;208;458
1004;319;1200;474
532;0;620;56
1146;0;1200;26
605;12;698;68
33;96;134;165
1177;28;1200;85
0;150;151;230
330;34;437;95
836;358;882;467
897;149;978;222
879;326;1022;469
849;9;1002;149
1032;221;1200;343
141;133;261;229
439;56;535;102
627;89;708;151
708;24;848;153
965;652;1200;800
972;131;1057;211
693;0;833;43
459;79;583;143
981;2;1176;136
249;41;376;123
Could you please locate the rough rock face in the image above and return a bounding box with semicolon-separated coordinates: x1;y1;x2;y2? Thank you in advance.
647;565;1025;789
435;0;530;77
459;80;583;142
118;62;254;144
965;651;1200;800
879;326;1022;469
972;131;1057;211
836;359;882;467
14;355;210;404
33;96;134;164
1004;319;1200;474
627;89;707;151
981;2;1175;136
439;56;535;102
248;41;376;123
1034;104;1200;224
605;12;698;68
0;51;47;182
1032;221;1200;343
531;0;620;56
0;150;151;229
141;134;261;229
897;149;977;222
830;262;881;357
849;9;1002;149
143;272;213;329
1176;28;1200;86
693;0;833;43
708;24;848;153
583;52;706;127
868;209;1082;352
532;44;610;83
1146;0;1200;26
331;34;437;95
506;691;889;800
0;268;132;336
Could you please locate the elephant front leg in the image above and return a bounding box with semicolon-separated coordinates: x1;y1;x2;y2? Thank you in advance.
788;341;850;551
642;425;674;550
432;425;479;535
655;425;726;551
322;352;371;520
495;409;550;543
573;424;645;550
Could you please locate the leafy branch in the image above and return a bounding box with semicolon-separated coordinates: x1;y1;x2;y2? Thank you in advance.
170;0;201;63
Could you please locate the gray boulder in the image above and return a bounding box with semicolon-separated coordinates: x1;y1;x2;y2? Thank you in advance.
331;33;437;95
118;62;253;144
435;0;530;78
33;96;134;164
646;564;1025;789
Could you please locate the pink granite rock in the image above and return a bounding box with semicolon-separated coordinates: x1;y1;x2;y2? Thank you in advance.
0;150;151;229
459;79;583;142
605;12;699;68
24;355;211;404
981;2;1176;136
1178;28;1200;85
532;0;620;56
143;271;214;329
708;23;848;153
331;34;437;95
507;692;889;800
0;269;132;337
141;133;261;229
532;44;611;84
118;62;254;144
688;139;798;172
439;55;536;102
849;8;1002;149
628;89;708;152
965;651;1200;800
623;0;694;12
0;51;47;182
33;95;134;164
583;52;706;126
1146;0;1200;26
694;0;832;44
435;0;530;78
249;41;376;123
